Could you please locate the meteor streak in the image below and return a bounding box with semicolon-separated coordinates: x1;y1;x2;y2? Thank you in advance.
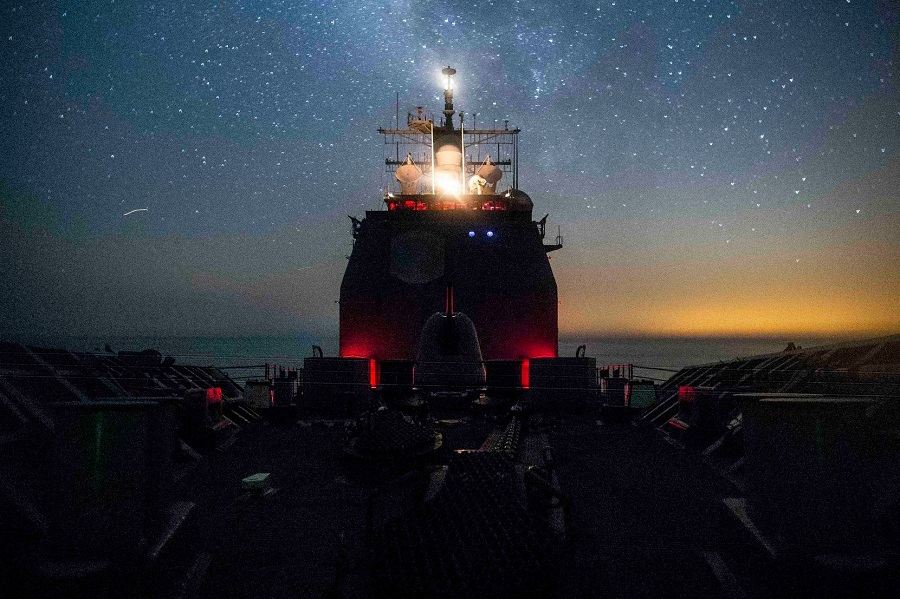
123;208;148;216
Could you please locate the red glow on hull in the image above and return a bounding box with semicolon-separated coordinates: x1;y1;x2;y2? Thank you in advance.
340;340;375;359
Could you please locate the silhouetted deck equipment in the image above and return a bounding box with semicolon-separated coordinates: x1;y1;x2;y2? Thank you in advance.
0;342;254;596
346;408;442;464
371;450;558;598
636;335;900;569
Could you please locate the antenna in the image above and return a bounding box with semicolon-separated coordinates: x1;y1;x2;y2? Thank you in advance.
460;111;465;184
395;91;400;161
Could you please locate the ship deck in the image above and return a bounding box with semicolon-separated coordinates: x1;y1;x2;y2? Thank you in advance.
170;415;816;598
550;418;753;598
178;417;498;598
3;337;898;597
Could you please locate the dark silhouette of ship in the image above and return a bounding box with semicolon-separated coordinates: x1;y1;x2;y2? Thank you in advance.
340;66;558;365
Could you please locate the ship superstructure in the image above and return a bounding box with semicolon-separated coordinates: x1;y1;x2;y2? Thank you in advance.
340;67;561;363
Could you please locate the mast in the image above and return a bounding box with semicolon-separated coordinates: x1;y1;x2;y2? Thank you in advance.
441;65;456;129
460;112;465;189
377;66;520;201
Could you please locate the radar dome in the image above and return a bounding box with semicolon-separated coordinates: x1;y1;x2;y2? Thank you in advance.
475;156;503;194
506;189;533;211
395;154;423;195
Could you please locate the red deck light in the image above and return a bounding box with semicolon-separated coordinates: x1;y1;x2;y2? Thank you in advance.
481;200;507;211
369;358;379;389
206;386;223;404
678;385;696;404
520;358;530;390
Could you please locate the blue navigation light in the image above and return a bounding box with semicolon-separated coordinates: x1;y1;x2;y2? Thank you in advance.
468;230;475;237
486;230;495;238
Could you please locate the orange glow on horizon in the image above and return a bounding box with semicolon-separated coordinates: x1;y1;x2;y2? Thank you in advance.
555;232;900;339
559;292;900;339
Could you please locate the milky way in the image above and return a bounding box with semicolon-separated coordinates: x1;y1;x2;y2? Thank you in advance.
1;1;898;341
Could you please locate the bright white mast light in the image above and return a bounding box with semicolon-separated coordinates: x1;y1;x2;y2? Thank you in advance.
441;70;453;90
434;171;462;195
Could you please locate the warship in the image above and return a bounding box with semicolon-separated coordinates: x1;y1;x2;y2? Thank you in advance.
1;68;898;598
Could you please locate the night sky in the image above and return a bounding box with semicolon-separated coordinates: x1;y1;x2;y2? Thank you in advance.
1;1;898;346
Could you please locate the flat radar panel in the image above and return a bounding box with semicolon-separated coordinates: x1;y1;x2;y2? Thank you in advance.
390;229;445;284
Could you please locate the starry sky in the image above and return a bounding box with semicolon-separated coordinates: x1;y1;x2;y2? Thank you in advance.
1;0;898;347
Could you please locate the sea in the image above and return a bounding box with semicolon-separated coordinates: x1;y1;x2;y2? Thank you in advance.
12;334;844;385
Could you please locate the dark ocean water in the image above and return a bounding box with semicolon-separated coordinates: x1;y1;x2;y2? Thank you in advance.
13;334;843;384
